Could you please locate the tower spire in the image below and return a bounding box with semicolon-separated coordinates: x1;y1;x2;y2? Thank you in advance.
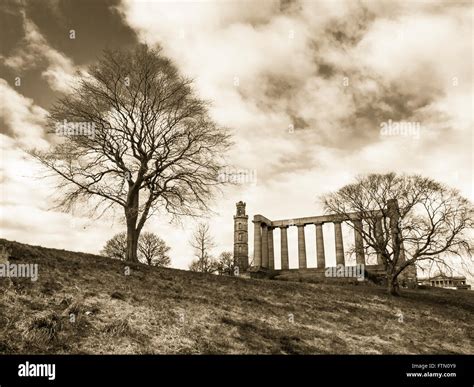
233;201;249;272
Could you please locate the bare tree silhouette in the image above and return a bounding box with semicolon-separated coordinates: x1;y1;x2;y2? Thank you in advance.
322;173;473;295
216;251;235;276
189;223;218;273
100;232;128;261
30;45;231;262
101;231;171;267
138;232;171;267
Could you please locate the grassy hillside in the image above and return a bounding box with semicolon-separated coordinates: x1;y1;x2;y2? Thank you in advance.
0;238;472;354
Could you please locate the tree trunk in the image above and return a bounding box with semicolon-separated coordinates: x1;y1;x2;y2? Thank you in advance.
387;272;401;296
126;224;139;262
125;192;140;262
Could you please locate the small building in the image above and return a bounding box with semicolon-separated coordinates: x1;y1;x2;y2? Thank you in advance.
418;274;471;290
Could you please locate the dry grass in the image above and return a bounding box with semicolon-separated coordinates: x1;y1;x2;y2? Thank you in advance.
0;238;472;354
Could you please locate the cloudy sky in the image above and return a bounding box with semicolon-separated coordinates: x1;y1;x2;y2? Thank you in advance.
0;0;472;273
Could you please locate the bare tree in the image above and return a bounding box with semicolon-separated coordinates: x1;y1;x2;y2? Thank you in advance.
30;45;231;262
138;232;171;267
216;251;235;276
322;173;473;296
101;232;127;261
189;223;218;273
102;231;171;267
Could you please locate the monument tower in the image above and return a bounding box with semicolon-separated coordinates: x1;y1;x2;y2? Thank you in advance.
233;201;249;271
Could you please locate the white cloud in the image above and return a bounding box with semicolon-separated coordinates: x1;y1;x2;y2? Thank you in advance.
1;13;82;93
0;79;49;147
116;0;473;273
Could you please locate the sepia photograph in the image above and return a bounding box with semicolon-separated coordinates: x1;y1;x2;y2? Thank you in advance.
0;0;472;384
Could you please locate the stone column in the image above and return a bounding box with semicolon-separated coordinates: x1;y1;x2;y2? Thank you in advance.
334;221;345;266
280;226;289;270
353;219;365;265
375;217;384;265
268;227;275;270
297;225;307;269
253;221;262;267
261;224;269;268
315;223;325;269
